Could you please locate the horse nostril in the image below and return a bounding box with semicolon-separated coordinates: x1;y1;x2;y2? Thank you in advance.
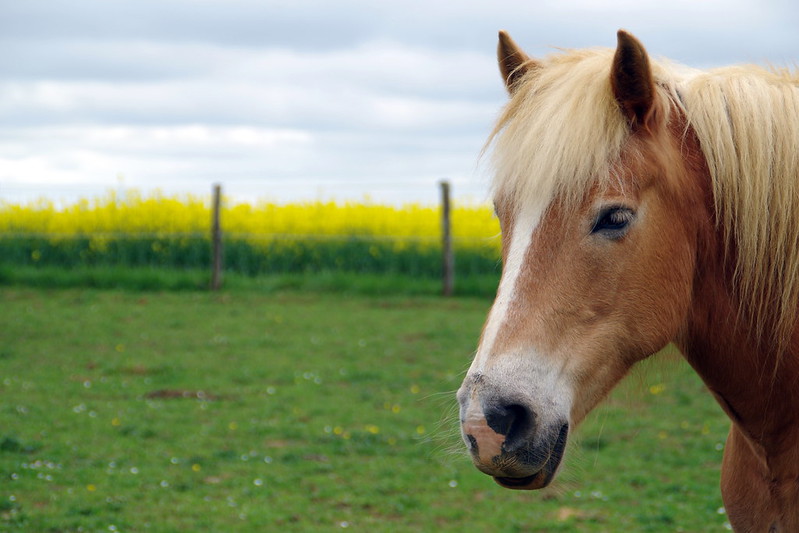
484;404;517;435
484;403;535;445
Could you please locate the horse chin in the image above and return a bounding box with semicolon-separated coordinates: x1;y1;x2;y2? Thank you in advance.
491;423;569;491
494;471;550;490
491;455;560;491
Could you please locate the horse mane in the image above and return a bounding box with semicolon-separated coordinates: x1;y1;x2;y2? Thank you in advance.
488;47;799;351
682;65;799;349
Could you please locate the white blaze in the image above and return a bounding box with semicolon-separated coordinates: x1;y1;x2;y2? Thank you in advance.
469;202;547;374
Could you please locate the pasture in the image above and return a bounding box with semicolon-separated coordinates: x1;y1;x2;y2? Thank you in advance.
1;287;730;531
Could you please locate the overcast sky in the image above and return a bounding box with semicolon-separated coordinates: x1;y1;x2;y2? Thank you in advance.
2;0;799;205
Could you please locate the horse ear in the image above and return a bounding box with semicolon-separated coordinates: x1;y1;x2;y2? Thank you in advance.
611;30;656;130
498;30;539;94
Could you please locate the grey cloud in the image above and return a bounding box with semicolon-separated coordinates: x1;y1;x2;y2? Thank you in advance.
3;0;799;205
0;1;378;49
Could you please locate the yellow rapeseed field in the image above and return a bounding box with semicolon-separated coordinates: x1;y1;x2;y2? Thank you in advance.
0;189;500;249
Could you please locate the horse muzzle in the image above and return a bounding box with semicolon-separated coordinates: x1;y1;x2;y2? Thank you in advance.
458;379;570;490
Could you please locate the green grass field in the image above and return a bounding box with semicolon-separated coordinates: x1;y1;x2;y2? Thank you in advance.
0;286;732;532
0;265;502;298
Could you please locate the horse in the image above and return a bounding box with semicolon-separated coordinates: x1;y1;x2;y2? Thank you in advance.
457;29;799;532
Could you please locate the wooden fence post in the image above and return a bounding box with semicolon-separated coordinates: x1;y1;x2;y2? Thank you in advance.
440;180;454;296
210;183;223;291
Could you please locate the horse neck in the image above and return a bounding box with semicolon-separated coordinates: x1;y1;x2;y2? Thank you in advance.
677;197;799;475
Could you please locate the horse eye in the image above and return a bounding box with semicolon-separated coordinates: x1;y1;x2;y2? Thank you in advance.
592;206;634;237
